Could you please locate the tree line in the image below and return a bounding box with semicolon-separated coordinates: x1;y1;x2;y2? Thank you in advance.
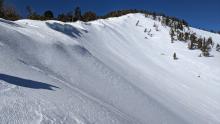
0;0;219;34
0;0;188;23
0;0;19;20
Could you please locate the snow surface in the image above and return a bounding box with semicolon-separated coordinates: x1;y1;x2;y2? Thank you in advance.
0;13;220;124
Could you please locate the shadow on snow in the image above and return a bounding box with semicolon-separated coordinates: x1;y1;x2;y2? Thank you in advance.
0;73;59;91
46;22;88;38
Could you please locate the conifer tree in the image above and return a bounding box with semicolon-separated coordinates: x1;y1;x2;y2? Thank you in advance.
82;11;97;22
197;37;203;49
184;32;190;41
44;10;54;20
26;6;41;20
165;18;170;26
74;6;81;21
201;38;212;56
207;37;213;46
152;12;156;20
2;6;20;20
170;28;175;43
173;52;177;60
189;33;197;49
216;44;220;51
0;0;3;17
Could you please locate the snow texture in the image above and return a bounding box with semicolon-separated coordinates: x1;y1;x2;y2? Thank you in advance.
0;14;220;124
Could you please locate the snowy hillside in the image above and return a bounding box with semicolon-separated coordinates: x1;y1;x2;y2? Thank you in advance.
0;13;220;124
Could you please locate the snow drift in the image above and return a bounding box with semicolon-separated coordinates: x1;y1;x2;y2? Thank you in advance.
0;13;220;124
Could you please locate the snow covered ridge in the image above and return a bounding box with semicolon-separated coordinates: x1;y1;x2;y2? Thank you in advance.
0;13;220;124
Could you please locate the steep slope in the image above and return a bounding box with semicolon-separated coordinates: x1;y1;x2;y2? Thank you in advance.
0;13;220;124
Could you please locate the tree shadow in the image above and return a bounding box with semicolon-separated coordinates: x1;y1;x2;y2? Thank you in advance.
0;74;59;91
46;22;88;38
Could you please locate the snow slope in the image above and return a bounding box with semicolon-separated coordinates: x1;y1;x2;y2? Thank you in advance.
0;13;220;124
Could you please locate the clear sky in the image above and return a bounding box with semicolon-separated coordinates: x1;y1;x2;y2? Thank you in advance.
5;0;220;31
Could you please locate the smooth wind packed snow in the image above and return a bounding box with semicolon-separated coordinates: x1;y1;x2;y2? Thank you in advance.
0;13;220;124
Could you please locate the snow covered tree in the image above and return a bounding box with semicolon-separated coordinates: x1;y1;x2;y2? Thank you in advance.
153;23;159;31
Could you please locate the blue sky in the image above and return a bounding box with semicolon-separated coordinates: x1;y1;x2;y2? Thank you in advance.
5;0;220;31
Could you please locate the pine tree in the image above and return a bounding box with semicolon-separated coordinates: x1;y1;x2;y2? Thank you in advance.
82;11;97;22
177;32;184;41
184;32;190;41
26;6;41;20
74;6;81;21
26;6;32;17
44;10;54;20
170;28;175;43
189;33;197;49
173;52;177;60
182;19;188;27
2;6;20;20
57;13;67;22
216;44;220;51
177;22;183;30
0;0;3;17
197;37;203;49
201;38;211;57
165;18;170;26
207;37;213;46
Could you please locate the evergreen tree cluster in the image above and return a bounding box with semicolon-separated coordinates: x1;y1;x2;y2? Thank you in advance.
0;0;20;21
161;16;188;31
166;15;215;57
168;22;216;57
186;32;213;56
26;6;96;22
